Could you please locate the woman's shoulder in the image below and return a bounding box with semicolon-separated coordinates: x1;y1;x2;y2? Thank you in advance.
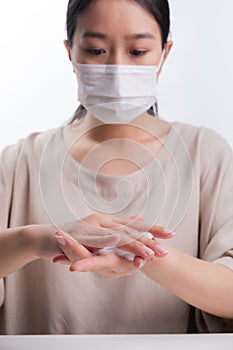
0;127;63;170
173;119;222;137
172;120;232;167
173;120;231;150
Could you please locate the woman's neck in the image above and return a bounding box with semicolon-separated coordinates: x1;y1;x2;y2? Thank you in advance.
80;112;167;143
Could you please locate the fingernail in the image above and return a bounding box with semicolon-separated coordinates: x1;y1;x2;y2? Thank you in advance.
71;262;86;272
53;257;68;265
139;259;147;269
164;228;176;235
61;231;76;241
143;246;155;256
55;231;77;243
156;245;168;255
55;235;66;247
53;254;64;261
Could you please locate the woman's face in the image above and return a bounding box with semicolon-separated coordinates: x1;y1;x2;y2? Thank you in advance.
65;0;172;68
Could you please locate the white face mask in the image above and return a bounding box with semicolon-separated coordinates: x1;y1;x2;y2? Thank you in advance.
73;50;165;124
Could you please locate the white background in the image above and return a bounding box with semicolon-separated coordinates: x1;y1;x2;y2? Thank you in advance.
0;0;232;151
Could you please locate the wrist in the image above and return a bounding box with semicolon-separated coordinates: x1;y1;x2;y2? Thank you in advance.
16;225;39;262
140;246;180;284
23;224;64;260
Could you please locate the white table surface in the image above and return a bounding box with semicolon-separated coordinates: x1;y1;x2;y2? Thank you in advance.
0;334;232;350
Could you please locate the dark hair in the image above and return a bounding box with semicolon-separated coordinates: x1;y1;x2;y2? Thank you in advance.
66;0;170;48
66;0;170;122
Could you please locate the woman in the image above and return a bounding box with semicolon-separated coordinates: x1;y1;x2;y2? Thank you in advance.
0;0;233;334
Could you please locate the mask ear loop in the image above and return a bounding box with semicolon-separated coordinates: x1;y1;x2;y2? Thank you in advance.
66;62;87;124
152;47;166;119
153;100;159;118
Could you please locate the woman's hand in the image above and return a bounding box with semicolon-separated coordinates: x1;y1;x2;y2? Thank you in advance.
60;213;174;256
53;233;143;279
27;216;120;263
53;213;175;279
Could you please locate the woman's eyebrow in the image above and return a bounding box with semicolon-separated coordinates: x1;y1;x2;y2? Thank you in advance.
125;33;156;40
81;31;156;40
81;31;107;39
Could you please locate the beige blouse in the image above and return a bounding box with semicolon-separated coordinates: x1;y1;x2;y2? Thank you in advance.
0;120;232;334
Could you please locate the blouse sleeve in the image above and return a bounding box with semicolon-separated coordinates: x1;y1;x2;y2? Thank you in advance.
195;127;233;332
0;141;23;307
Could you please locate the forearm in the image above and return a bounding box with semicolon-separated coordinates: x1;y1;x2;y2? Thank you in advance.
141;246;233;319
0;226;38;278
0;224;64;278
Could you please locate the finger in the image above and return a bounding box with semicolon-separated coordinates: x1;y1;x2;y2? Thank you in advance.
125;215;144;222
119;235;169;258
84;219;156;259
131;233;169;257
96;224;169;259
53;254;70;265
70;253;134;273
111;239;155;260
59;229;120;250
76;232;120;249
55;232;92;263
133;256;147;269
112;217;176;239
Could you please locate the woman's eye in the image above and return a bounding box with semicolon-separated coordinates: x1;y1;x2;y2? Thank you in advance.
85;49;106;55
130;50;147;56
